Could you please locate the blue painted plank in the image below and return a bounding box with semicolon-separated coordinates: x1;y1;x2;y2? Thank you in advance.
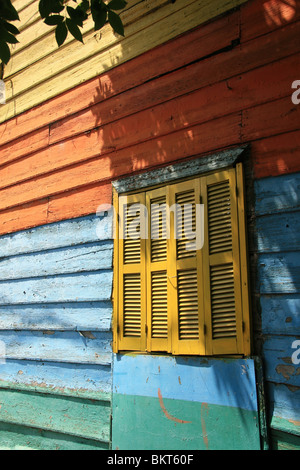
0;241;113;281
263;336;300;387
261;295;300;335
0;301;112;331
0;330;112;365
0;271;113;304
254;173;300;216
0;359;111;399
0;214;112;258
113;354;258;412
257;252;300;294
255;211;300;253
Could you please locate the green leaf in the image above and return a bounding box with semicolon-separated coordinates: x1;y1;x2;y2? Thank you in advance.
0;41;11;64
0;0;19;22
0;22;19;44
44;15;64;26
55;20;68;47
2;20;20;36
108;10;124;36
108;0;127;11
67;6;86;27
39;0;52;18
66;18;83;43
93;9;107;31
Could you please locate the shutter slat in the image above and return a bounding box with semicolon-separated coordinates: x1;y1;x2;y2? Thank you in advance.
151;271;168;339
123;273;141;337
207;180;232;255
178;269;199;340
176;191;197;259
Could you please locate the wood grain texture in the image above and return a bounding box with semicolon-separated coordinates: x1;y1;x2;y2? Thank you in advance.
1;0;248;123
0;214;113;448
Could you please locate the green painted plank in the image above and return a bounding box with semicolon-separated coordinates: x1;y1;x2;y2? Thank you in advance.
0;388;111;443
112;394;261;450
271;429;300;451
0;421;109;450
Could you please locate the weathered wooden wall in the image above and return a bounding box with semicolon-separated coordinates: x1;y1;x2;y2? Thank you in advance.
0;215;113;450
0;0;299;450
2;0;248;123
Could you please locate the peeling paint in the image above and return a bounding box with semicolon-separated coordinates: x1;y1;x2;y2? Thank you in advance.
275;364;295;380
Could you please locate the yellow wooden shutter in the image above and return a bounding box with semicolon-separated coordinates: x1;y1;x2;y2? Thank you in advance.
169;179;205;355
202;168;245;355
146;187;171;352
118;193;147;351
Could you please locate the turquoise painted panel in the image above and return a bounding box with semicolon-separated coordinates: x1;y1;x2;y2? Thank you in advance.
113;354;258;411
113;394;260;450
112;354;261;450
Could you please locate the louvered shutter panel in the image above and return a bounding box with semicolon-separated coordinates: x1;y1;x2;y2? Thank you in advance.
169;179;205;355
118;193;147;351
146;188;171;352
202;169;244;355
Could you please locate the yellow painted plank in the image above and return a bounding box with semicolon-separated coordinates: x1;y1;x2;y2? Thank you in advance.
5;0;156;78
1;0;248;123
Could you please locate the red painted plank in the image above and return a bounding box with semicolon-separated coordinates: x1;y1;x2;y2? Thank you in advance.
1;15;299;171
0;199;49;237
252;130;300;179
241;0;300;43
0;113;242;212
47;181;112;224
242;96;300;142
1;52;298;191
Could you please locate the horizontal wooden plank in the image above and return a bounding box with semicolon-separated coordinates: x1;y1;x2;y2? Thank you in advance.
0;421;109;450
0;271;113;304
0;10;240;148
0;127;49;167
0;198;49;237
255;211;300;253
0;113;242;212
0;301;112;332
0;214;110;258
2;33;299;174
241;0;300;43
252;130;300;179
7;0;142;76
0;359;111;399
257;252;300;294
0;182;112;237
242;95;300;142
2;0;248;121
0;387;111;442
254;173;300;216
267;382;300;426
0;241;113;281
260;295;300;336
0;330;112;365
263;335;300;387
48;51;300;146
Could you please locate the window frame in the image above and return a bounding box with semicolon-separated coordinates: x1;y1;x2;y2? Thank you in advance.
112;148;252;357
